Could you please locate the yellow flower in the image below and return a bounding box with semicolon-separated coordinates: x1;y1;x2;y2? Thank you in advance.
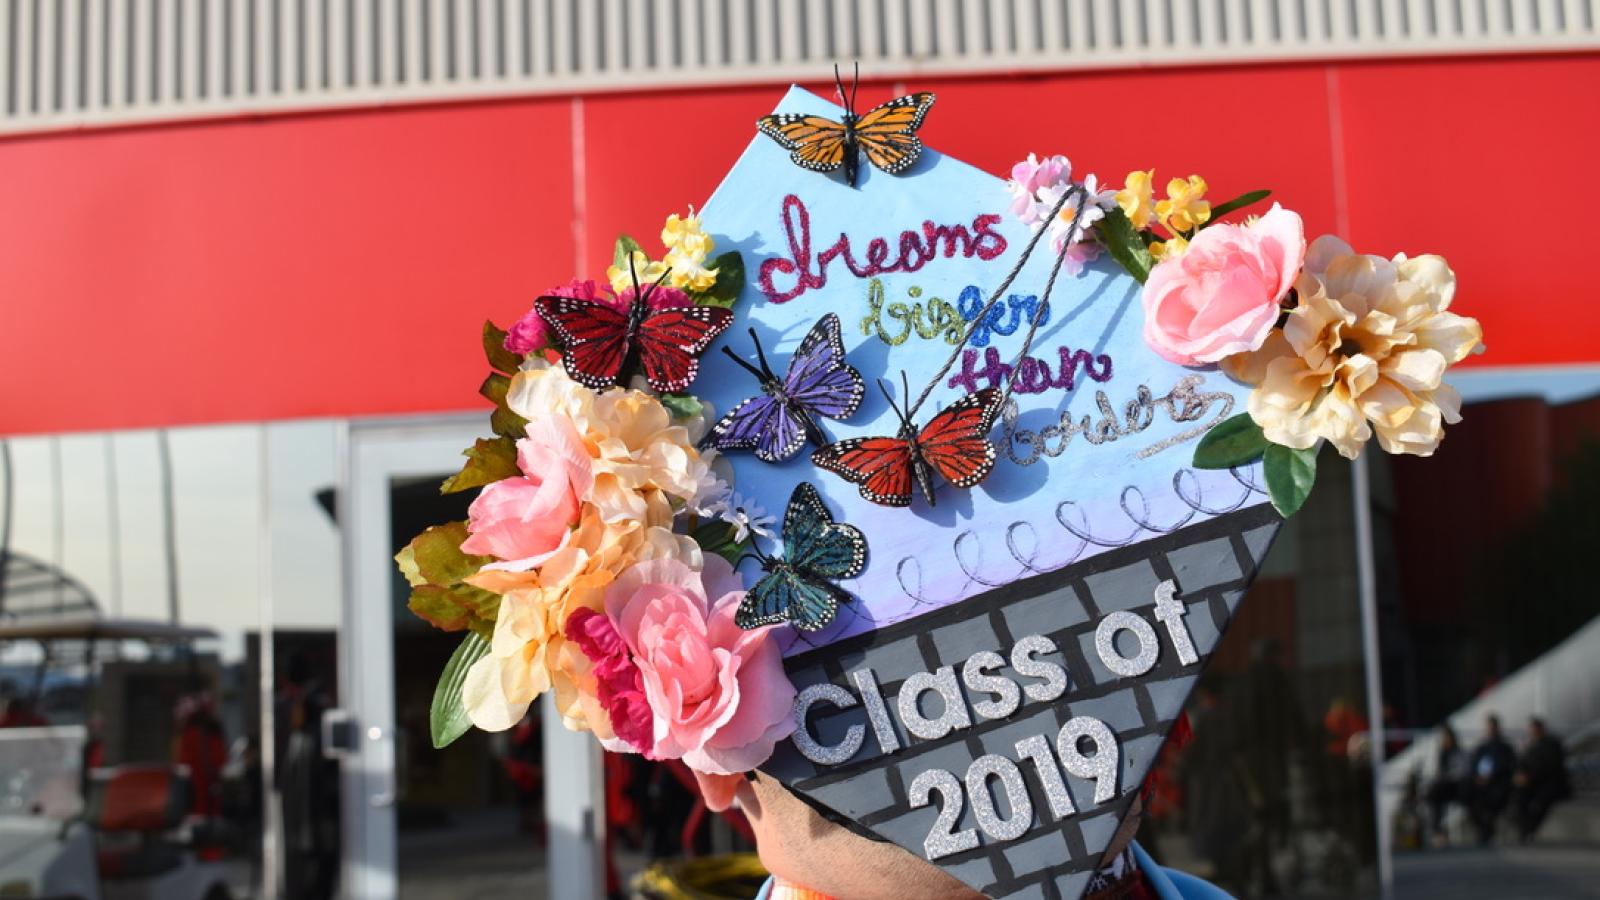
662;208;718;293
1156;175;1211;234
1116;169;1157;230
606;250;670;294
1222;236;1484;459
1149;235;1189;260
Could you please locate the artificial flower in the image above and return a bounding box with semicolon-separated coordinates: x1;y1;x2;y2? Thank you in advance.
460;415;594;570
709;491;776;542
1007;153;1071;224
1222;235;1483;458
606;251;671;295
612;283;693;312
506;364;710;525
505;279;603;354
567;606;654;755
1116;169;1157;230
1149;235;1189;260
1156;175;1211;234
604;556;795;774
1141;204;1306;366
461;502;703;734
1040;174;1116;255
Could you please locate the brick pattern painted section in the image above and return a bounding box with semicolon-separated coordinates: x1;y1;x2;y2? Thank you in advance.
762;502;1281;900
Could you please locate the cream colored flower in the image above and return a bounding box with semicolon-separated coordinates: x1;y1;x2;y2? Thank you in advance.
507;363;710;523
1223;236;1483;459
461;502;702;734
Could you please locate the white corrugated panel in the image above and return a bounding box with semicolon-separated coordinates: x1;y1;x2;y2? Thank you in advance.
1;0;1596;134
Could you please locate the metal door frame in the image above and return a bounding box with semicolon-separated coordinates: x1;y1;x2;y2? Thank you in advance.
337;413;603;899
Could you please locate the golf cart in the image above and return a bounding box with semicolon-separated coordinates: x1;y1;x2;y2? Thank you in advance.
0;615;245;900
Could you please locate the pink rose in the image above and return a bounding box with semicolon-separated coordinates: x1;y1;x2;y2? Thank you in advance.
604;556;795;775
566;607;655;755
506;279;603;354
1141;204;1306;366
460;414;593;570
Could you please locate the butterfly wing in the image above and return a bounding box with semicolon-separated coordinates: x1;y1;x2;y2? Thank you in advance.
757;113;850;173
852;92;935;175
782;483;868;580
633;305;734;393
736;564;847;632
783;313;866;422
705;394;807;463
535;296;631;389
812;436;916;507
917;387;1004;488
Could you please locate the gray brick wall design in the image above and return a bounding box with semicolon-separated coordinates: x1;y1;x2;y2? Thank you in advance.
761;502;1282;900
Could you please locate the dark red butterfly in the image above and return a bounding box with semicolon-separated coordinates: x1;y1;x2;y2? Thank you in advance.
811;383;1003;507
535;276;732;394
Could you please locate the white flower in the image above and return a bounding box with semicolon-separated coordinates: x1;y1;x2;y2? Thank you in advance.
711;491;776;543
1041;174;1115;251
687;453;733;518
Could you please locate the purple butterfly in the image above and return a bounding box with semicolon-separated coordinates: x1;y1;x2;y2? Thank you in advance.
704;313;866;463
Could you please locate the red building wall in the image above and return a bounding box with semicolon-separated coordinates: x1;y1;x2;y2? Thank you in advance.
2;53;1596;435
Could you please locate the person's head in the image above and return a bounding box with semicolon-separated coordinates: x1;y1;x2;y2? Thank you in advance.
693;771;1142;898
1528;717;1546;742
1439;723;1458;750
1484;713;1501;739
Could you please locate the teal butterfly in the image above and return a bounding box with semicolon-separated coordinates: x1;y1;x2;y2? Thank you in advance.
736;482;868;632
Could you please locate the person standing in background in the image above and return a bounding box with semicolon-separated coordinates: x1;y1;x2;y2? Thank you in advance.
1425;724;1470;845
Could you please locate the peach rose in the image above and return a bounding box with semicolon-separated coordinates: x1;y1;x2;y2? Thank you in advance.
461;414;593;571
1141;204;1305;366
603;556;794;774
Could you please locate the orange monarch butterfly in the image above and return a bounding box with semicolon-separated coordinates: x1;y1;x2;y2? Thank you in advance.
757;64;935;188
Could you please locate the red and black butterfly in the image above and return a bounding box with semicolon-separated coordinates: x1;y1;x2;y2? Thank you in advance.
811;378;1003;508
535;269;733;394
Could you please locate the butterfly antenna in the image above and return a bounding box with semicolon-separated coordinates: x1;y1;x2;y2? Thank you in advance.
748;328;777;379
833;64;846;109
851;61;860;113
720;345;768;382
627;254;641;302
876;378;909;432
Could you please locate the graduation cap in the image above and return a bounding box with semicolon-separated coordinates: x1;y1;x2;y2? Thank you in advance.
690;86;1283;900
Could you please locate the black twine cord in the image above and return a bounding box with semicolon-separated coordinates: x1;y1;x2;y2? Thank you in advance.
904;182;1090;419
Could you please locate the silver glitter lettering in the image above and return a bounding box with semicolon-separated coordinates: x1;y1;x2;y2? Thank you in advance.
1010;634;1069;703
1057;716;1120;805
966;754;1034;842
1152;579;1199;666
908;768;979;860
1095;611;1159;678
1016;733;1076;820
960;650;1022;720
791;682;864;766
897;666;972;742
850;667;902;755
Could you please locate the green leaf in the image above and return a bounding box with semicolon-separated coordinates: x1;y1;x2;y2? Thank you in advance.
1192;414;1270;469
408;522;493;586
698;251;746;308
479;372;528;438
479;372;511;405
440;436;521;494
692;520;748;565
613;234;646;270
430;633;490;749
1204;189;1272;225
659;392;705;421
1263;443;1318;518
482;321;524;374
1097;207;1155;284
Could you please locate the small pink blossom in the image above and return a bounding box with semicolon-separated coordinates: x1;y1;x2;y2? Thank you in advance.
610;284;692;313
566;607;654;755
604;556;795;775
460;414;593;570
1141;203;1306;366
506;279;603;354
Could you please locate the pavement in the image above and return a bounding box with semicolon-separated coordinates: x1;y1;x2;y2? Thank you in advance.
1393;843;1600;899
